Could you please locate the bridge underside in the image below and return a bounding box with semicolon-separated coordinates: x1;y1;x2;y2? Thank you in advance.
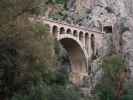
60;38;88;85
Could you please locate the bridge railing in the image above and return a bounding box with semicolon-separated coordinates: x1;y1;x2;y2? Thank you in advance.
36;16;105;34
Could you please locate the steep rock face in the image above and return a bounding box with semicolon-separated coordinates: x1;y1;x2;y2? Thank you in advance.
121;18;133;78
68;0;95;12
98;0;133;78
124;0;133;17
67;0;133;87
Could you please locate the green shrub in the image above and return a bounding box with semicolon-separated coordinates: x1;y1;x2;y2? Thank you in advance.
0;18;57;99
95;55;128;100
122;80;133;100
11;82;49;100
101;55;126;81
47;85;81;100
46;0;67;5
12;82;82;100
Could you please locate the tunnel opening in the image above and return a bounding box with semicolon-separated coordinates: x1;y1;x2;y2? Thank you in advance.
59;38;87;85
103;26;112;33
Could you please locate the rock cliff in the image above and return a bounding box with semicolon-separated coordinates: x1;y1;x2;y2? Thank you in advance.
67;0;133;87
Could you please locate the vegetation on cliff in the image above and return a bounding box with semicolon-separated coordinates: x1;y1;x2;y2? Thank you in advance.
95;55;131;100
1;0;133;100
0;0;82;100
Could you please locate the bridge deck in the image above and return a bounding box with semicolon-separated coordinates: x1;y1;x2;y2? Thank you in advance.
36;16;105;34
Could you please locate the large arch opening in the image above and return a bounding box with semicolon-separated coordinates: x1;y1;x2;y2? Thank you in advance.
59;38;87;85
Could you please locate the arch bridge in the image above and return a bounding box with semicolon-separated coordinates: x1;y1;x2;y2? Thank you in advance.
31;17;104;85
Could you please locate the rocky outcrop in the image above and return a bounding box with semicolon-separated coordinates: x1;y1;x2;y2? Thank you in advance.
121;18;133;78
67;0;133;89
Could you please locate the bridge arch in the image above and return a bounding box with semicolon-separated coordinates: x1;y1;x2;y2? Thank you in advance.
60;27;65;34
79;31;84;43
52;25;58;36
66;28;72;34
58;34;88;84
31;16;105;86
73;30;78;37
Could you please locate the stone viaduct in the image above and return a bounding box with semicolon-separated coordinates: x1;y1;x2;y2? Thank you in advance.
30;17;105;85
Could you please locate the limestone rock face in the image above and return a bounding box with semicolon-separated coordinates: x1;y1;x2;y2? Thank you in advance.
67;0;133;86
68;0;95;12
121;21;133;78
